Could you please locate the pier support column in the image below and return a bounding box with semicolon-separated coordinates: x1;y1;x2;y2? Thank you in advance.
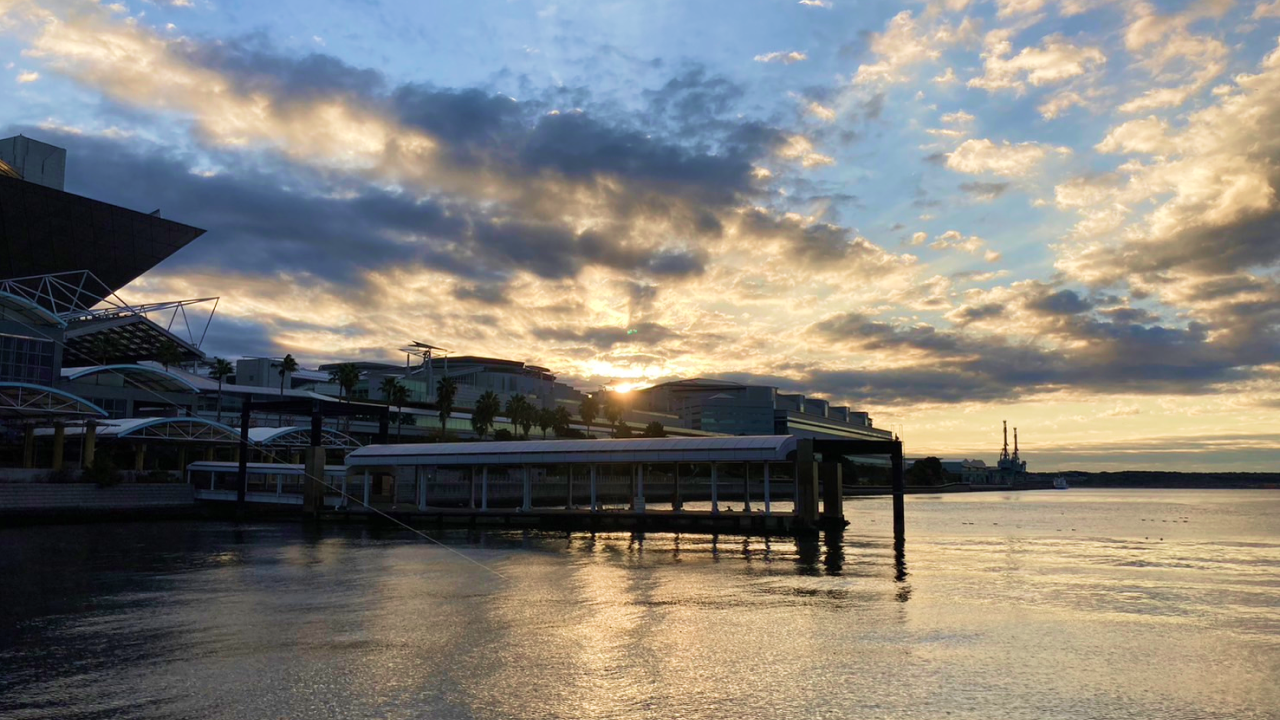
51;422;65;471
796;438;818;524
891;442;905;540
633;464;645;513
276;472;283;496
672;463;683;511
83;422;97;469
521;465;531;511
742;462;751;512
363;469;371;507
177;445;187;476
302;445;325;518
566;466;573;509
22;424;34;468
135;442;147;472
469;467;476;509
481;466;489;510
205;446;215;462
821;462;844;523
763;462;771;516
340;471;347;507
589;465;598;511
711;462;719;514
418;466;427;510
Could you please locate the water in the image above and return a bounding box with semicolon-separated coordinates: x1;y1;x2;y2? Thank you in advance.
2;489;1278;720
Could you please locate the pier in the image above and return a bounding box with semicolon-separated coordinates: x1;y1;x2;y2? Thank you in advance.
191;435;907;538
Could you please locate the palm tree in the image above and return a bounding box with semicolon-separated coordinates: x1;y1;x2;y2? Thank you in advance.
436;376;457;440
505;395;533;439
603;391;627;438
551;406;573;437
277;353;299;395
471;390;501;439
537;407;555;439
156;340;183;371
211;357;233;424
328;363;361;433
578;394;599;438
379;377;411;441
328;363;361;402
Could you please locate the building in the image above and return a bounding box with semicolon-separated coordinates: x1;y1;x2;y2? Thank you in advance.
0;135;205;300
632;378;891;441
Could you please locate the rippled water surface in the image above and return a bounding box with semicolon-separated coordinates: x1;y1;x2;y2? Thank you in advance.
2;489;1278;720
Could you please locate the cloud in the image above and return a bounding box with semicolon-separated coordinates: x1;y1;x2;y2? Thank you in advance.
776;135;835;167
1095;116;1174;155
805;101;836;121
798;0;832;7
1116;2;1229;113
754;51;808;65
941;110;975;125
1038;90;1089;119
968;31;1107;92
854;11;975;85
959;180;1011;201
946;138;1067;177
1057;37;1280;290
933;67;958;85
803;303;1253;402
994;0;1049;17
930;229;986;254
15;70;38;83
1257;1;1280;18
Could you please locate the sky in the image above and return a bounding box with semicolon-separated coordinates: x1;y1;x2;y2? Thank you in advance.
2;0;1279;471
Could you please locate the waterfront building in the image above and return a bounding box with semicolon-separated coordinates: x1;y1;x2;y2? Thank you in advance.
631;378;891;441
0;135;205;297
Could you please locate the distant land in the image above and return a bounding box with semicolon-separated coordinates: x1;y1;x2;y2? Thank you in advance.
1036;472;1280;489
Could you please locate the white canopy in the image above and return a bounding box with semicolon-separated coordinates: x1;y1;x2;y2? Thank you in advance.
346;435;799;468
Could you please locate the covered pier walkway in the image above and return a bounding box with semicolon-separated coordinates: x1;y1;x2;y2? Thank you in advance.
336;436;905;536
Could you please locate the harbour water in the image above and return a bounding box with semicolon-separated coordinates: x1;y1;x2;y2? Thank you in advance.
2;489;1278;719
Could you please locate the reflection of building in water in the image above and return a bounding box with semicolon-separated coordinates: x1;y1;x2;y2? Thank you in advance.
995;420;1028;484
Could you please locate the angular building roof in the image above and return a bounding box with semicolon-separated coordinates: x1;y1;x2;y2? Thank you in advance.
0;174;205;299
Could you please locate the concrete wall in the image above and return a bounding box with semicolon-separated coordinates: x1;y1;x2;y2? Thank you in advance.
0;483;194;514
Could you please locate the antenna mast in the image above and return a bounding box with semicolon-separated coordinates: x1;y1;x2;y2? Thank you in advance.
1013;427;1020;460
1000;420;1010;461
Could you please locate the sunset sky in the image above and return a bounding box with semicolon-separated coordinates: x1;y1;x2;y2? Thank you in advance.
3;0;1279;470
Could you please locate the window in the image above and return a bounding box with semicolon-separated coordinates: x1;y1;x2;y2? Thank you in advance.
0;333;55;385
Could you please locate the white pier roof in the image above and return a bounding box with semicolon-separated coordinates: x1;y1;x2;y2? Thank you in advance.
346;436;799;467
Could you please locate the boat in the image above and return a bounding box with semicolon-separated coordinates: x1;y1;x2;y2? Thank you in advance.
1053;476;1069;490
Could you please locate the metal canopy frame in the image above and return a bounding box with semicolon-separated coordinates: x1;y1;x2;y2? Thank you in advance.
0;382;108;419
42;417;241;443
248;426;364;450
0;271;219;353
64;364;202;393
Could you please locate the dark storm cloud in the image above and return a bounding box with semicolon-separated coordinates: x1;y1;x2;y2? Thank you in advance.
15;39;799;291
642;67;746;134
452;283;510;305
738;208;892;265
1027;289;1093;315
517;111;755;205
178;34;386;101
803;309;1258;402
1098;306;1161;325
533;322;676;349
11;119;717;286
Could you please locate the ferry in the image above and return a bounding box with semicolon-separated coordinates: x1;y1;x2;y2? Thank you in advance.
1053;476;1069;490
